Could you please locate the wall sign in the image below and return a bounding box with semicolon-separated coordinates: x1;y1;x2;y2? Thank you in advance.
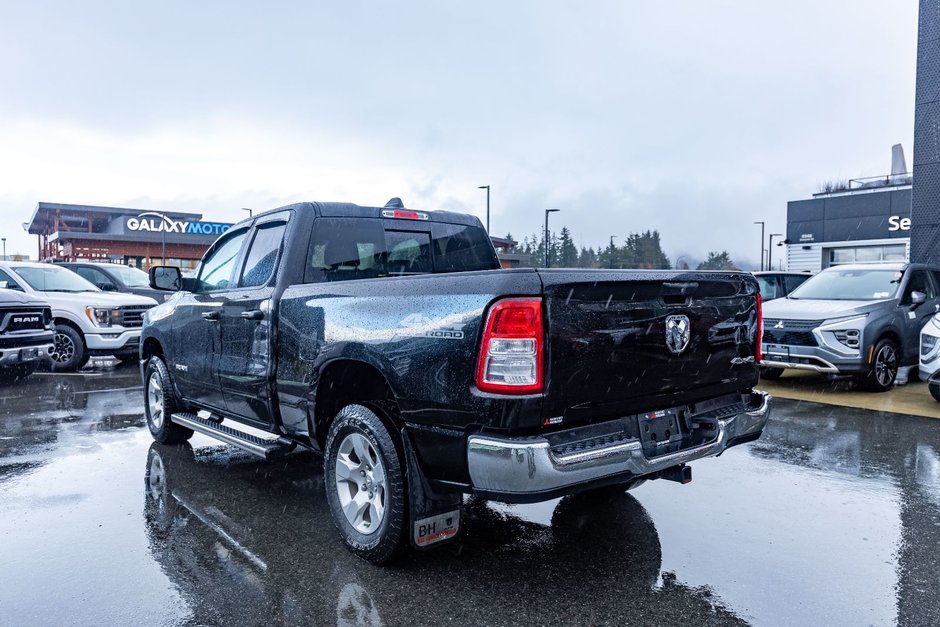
125;212;231;236
888;215;912;231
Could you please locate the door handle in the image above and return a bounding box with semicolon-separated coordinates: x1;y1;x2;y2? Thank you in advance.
241;310;264;321
201;310;220;321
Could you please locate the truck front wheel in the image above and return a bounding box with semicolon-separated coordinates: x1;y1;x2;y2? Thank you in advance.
144;356;193;444
49;323;88;372
858;338;899;392
324;404;408;565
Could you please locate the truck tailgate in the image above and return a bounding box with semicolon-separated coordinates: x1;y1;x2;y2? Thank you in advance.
539;270;760;427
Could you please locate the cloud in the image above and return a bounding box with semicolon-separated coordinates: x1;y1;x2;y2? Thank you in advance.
0;0;919;264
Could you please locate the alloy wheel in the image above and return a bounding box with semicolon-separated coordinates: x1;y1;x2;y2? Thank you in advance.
874;344;898;387
334;433;387;535
148;373;165;429
50;332;75;364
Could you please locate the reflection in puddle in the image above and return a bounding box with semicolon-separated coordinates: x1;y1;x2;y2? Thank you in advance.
143;442;746;626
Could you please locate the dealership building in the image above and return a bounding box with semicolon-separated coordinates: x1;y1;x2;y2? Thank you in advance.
784;149;913;273
26;202;233;272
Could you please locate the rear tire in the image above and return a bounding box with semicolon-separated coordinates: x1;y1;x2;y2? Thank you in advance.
760;367;784;380
49;323;88;372
858;338;899;392
144;356;193;444
324;404;408;565
930;383;940;402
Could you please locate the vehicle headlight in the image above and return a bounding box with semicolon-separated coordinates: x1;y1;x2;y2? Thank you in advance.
820;314;867;350
922;334;938;356
85;306;116;327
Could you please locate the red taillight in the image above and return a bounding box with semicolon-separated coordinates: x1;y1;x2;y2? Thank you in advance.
755;292;763;363
476;297;544;395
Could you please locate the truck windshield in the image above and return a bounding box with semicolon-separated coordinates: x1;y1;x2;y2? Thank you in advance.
14;265;101;293
306;218;499;282
788;268;902;301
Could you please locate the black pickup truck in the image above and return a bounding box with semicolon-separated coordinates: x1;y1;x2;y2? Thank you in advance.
141;199;771;563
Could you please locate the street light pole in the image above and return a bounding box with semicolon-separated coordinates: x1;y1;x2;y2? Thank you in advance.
2;238;6;261
242;208;253;218
769;233;783;272
478;185;490;234
753;221;765;271
544;209;560;268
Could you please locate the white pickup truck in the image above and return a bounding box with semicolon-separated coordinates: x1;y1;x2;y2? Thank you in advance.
0;262;157;371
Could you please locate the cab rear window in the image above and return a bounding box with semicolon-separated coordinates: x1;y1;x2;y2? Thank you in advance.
305;218;498;283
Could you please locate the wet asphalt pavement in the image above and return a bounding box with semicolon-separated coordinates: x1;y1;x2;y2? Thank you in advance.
1;367;939;626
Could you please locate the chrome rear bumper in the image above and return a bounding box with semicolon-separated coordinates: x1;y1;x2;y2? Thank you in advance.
467;391;771;502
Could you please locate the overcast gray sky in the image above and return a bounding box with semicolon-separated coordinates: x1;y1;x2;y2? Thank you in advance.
0;1;919;267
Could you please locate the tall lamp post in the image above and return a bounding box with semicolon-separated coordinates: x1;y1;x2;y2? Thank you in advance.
544;209;560;267
478;185;490;234
242;208;253;218
1;238;6;261
768;233;783;271
753;221;765;271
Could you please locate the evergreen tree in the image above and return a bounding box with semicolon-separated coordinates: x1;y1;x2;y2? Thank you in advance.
697;251;737;270
558;227;579;268
578;246;597;268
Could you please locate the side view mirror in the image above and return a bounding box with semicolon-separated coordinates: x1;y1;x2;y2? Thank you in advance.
150;266;183;291
911;290;927;308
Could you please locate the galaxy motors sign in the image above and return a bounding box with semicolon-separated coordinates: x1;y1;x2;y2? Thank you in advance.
125;212;231;237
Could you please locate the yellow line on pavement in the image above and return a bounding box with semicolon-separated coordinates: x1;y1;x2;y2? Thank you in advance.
759;371;940;419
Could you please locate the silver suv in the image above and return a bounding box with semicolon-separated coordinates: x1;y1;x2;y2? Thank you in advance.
760;263;940;391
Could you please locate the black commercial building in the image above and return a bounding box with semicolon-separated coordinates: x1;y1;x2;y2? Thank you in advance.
785;175;912;273
913;0;940;263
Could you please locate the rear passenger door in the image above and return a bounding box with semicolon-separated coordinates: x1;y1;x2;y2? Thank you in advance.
218;213;289;427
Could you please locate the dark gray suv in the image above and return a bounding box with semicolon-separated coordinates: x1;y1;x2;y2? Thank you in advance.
760;263;940;391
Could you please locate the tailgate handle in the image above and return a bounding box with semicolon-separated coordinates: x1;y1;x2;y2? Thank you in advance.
662;282;698;305
662;282;699;293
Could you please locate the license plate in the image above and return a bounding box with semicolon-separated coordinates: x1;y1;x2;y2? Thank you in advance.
19;348;38;361
637;407;685;457
413;509;460;548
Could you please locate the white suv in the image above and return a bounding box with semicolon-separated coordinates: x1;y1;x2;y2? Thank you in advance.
920;314;940;401
0;262;157;371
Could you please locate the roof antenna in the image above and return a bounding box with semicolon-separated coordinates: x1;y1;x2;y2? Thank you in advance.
384;198;404;209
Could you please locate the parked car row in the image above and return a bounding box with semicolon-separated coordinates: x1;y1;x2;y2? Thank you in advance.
756;262;940;401
0;261;158;378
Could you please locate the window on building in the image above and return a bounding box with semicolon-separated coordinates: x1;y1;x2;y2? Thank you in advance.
827;244;907;267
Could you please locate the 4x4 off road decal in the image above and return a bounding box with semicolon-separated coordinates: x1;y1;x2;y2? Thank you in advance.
398;313;465;340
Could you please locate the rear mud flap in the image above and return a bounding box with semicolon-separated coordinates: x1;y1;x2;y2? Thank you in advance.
401;428;462;550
